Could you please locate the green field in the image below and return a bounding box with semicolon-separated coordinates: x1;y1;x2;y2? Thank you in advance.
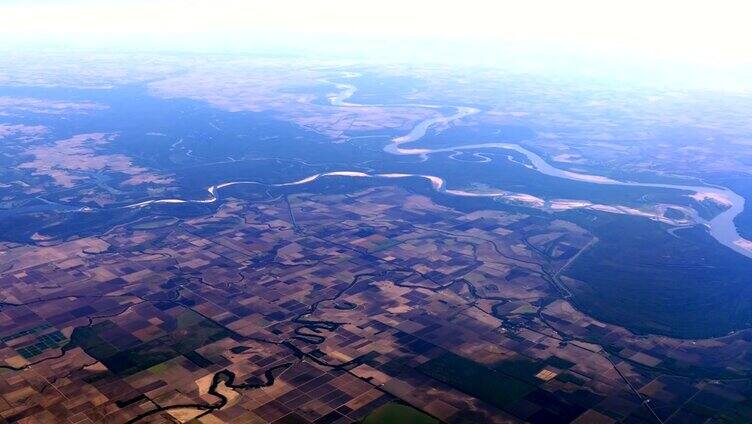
417;352;535;411
69;308;232;376
362;402;438;424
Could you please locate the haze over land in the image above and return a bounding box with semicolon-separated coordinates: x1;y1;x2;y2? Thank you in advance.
1;1;752;423
2;0;752;89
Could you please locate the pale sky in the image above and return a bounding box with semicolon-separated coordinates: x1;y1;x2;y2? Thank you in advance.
1;0;751;88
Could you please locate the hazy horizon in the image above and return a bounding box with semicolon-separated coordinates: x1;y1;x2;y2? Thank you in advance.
2;0;752;91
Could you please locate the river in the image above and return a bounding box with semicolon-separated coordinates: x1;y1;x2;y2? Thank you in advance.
123;77;752;259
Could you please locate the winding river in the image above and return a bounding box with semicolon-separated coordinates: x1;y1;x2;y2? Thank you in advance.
340;78;752;259
385;129;750;258
125;77;752;259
